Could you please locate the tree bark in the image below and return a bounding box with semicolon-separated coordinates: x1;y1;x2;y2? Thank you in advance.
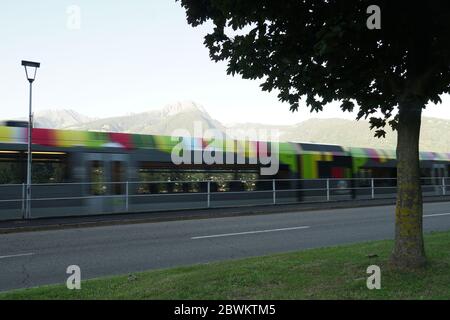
390;101;426;269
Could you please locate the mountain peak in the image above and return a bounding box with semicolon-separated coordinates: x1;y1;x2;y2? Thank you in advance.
161;101;208;117
34;109;96;129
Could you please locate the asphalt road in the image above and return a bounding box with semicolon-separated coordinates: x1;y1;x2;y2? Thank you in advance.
1;202;450;292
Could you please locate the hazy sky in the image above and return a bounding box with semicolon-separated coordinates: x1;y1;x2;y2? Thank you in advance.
1;0;449;125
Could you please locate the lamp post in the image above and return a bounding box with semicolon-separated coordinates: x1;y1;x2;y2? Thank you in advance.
21;60;40;219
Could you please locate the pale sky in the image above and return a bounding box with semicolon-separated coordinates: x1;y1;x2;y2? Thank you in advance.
1;0;449;125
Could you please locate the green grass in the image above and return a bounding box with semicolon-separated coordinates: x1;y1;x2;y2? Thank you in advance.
1;231;450;300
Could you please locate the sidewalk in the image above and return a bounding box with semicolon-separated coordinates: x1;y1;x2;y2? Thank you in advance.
1;196;449;234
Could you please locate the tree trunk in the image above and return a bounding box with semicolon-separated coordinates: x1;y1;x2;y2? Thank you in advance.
390;101;426;269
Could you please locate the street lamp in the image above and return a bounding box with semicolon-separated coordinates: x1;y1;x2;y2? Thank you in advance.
21;60;40;219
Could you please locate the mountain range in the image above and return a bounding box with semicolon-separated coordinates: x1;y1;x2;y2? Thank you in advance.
11;101;450;153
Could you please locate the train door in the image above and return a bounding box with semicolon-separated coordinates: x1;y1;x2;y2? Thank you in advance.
109;154;129;213
84;153;129;214
432;164;447;193
318;161;352;196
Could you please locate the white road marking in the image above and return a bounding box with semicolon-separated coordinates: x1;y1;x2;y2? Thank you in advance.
424;212;450;218
191;226;310;240
0;252;35;260
191;211;449;240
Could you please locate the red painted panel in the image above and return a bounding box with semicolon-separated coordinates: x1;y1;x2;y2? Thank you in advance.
32;128;56;146
109;132;133;149
331;167;344;178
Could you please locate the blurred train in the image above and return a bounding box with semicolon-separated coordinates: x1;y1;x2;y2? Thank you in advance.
0;121;449;220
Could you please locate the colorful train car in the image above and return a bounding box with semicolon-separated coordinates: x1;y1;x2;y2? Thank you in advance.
0;124;449;219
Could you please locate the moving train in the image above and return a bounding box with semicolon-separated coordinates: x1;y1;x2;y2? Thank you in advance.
0;122;449;220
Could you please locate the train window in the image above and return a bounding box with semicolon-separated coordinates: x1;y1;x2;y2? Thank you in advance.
32;162;67;184
0;161;22;184
170;172;187;193
238;172;259;191
136;163;259;194
137;170;172;194
0;151;23;184
0;151;68;184
30;152;68;184
207;172;234;192
90;161;106;195
421;168;432;184
178;171;206;192
357;168;372;179
111;161;125;195
356;169;372;187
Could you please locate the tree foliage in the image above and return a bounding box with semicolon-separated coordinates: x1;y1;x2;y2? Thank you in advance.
180;0;450;269
179;0;450;136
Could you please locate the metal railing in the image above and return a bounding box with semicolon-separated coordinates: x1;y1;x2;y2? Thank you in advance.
0;177;449;220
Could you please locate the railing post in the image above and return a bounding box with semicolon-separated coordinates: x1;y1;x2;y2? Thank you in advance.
125;181;129;212
207;180;211;208
442;177;446;196
326;179;330;201
27;183;32;219
21;183;26;219
371;178;375;199
273;179;276;204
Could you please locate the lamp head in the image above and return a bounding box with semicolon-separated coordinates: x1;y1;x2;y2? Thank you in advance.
21;60;40;83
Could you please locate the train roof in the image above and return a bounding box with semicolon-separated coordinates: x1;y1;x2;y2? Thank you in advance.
0;125;450;162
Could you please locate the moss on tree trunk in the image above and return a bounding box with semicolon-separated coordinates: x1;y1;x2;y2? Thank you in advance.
390;101;426;269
